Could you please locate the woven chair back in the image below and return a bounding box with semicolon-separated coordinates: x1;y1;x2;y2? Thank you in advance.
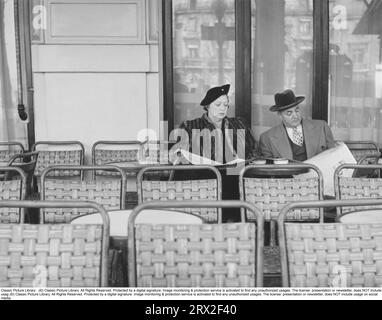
344;141;380;163
240;164;324;221
40;165;126;223
0;142;25;164
92;140;142;177
335;164;382;215
0;200;109;287
278;199;382;287
137;165;222;223
128;200;264;287
0;167;27;223
32;141;85;178
141;140;170;164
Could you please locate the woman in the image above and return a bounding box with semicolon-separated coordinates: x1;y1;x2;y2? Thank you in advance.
178;84;258;163
177;84;258;222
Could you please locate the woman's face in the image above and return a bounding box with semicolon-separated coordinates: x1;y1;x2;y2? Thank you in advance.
207;95;229;121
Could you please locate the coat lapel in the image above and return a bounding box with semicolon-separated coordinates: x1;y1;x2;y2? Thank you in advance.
269;125;293;160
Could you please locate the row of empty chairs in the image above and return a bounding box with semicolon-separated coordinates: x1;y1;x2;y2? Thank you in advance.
2;160;382;227
2;161;381;287
1;139;380;180
1;198;381;287
0;140;167;185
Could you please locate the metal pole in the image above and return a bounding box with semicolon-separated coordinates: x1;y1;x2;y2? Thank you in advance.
13;0;24;107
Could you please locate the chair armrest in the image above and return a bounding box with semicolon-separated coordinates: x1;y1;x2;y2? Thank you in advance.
7;151;39;166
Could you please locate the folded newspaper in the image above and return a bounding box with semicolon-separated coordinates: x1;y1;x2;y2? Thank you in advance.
295;142;356;196
174;149;245;166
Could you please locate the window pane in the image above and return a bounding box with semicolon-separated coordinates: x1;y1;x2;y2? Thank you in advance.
0;0;27;144
251;0;313;138
329;0;382;143
173;0;236;127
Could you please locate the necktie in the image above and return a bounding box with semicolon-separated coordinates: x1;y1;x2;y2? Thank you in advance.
292;127;304;146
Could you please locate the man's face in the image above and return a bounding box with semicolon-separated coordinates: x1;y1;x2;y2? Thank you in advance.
208;95;229;120
278;105;302;128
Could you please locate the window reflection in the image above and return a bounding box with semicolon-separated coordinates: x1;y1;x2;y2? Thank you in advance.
329;0;382;143
251;0;314;138
172;0;236;127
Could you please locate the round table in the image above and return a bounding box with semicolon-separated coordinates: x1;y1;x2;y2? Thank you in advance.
71;208;205;237
338;209;382;223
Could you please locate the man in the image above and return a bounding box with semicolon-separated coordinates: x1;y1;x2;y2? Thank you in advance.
259;89;335;161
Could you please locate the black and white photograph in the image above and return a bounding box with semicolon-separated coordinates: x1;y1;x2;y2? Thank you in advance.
1;0;382;302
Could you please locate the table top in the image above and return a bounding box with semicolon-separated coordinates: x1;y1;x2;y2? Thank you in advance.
338;209;382;223
71;209;204;237
107;160;161;167
105;160;168;172
213;159;253;170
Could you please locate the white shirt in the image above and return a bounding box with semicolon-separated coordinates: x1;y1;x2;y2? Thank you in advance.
285;124;303;142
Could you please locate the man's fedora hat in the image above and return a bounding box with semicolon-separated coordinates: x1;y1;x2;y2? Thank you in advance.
269;89;305;112
200;84;230;106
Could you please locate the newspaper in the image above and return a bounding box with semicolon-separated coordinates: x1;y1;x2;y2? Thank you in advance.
175;149;245;166
295;142;357;196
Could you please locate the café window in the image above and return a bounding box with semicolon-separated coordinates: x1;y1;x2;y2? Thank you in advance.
251;0;314;138
172;0;236;127
329;0;382;143
164;0;382;146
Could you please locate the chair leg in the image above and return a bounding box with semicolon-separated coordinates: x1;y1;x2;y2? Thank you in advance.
270;220;277;247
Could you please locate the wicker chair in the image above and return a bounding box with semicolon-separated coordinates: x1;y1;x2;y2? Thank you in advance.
40;165;126;223
0;200;109;287
334;163;382;216
278;199;382;287
239;163;324;222
239;163;324;279
7;151;39;197
344;141;380;164
0;167;27;223
137;165;223;223
32;141;85;185
239;163;324;249
92;140;142;178
140;140;170;164
0;141;25;164
128;200;264;287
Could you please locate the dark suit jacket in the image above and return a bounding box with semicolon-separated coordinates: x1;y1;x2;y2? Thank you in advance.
259;119;335;160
